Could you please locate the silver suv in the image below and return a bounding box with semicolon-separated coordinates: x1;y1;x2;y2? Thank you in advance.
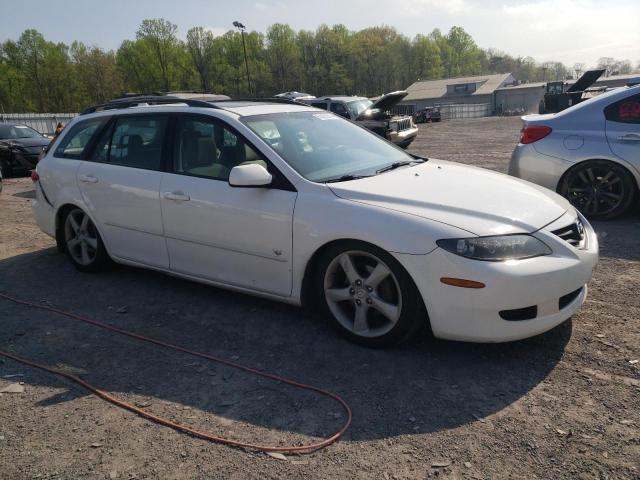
302;91;418;149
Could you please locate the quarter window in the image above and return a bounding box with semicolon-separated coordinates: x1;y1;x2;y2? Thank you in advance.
173;116;267;181
55;118;106;159
604;93;640;124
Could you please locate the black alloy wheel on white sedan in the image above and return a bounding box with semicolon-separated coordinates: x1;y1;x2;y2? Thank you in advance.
63;208;110;272
559;160;636;220
316;241;426;347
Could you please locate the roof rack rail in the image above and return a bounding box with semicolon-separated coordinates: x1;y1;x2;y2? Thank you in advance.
214;97;304;105
80;95;220;115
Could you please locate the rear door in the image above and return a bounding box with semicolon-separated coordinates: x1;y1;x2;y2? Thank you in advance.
160;114;297;296
605;92;640;171
76;114;170;268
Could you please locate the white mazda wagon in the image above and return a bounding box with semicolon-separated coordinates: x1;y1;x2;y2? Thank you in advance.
32;96;599;347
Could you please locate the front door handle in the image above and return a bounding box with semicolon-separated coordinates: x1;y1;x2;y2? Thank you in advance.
163;191;191;201
79;174;98;183
617;134;640;142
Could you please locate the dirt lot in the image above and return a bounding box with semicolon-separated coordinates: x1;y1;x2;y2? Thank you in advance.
1;116;638;479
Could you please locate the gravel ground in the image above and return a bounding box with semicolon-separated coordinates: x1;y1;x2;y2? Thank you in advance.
0;116;638;479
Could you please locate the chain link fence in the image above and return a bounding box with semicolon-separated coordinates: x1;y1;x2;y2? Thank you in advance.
0;113;78;135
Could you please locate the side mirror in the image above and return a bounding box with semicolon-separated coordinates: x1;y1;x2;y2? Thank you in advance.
228;163;273;188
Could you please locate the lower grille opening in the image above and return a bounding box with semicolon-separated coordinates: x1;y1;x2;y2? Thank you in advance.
499;305;538;321
559;287;583;310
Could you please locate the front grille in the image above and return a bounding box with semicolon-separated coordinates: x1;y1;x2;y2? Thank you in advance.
396;118;412;131
552;219;585;248
559;287;583;310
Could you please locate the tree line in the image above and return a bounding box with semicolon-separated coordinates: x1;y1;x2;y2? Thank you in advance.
1;19;637;113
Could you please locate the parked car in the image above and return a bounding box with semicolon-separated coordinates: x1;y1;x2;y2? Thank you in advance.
0;123;50;176
33;95;597;347
302;91;418;149
510;85;640;219
275;91;316;101
414;107;441;123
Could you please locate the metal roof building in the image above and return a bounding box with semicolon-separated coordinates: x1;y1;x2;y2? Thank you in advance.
399;73;515;118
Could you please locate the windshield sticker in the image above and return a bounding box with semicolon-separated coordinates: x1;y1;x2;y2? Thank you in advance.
15;125;28;128
313;113;339;120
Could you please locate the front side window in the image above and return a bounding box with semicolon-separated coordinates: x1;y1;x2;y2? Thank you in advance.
604;93;640;124
108;116;168;170
242;111;413;182
173;116;267;181
330;103;350;118
55;118;106;158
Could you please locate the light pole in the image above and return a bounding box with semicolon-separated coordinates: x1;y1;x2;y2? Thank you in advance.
233;21;252;96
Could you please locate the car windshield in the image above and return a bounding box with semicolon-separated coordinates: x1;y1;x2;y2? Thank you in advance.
347;99;373;118
0;124;43;139
242;111;415;182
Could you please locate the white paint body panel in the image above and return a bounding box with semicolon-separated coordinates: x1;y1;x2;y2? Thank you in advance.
160;173;296;296
33;102;600;343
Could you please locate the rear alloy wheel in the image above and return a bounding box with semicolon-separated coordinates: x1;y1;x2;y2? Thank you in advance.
560;160;635;220
317;242;425;347
63;208;110;271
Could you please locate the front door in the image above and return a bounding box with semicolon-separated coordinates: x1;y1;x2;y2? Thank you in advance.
160;114;297;297
76;114;170;268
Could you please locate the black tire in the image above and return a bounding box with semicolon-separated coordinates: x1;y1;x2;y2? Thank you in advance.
314;240;427;348
559;160;636;220
62;207;111;272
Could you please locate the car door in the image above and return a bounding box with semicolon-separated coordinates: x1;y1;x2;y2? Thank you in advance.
605;92;640;171
76;114;170;268
160;114;297;297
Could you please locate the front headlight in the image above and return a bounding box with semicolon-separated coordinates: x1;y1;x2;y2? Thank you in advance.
436;234;552;261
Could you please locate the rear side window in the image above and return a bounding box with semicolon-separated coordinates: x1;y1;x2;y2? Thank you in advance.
310;102;328;110
54;118;106;159
604;93;640;124
91;116;168;171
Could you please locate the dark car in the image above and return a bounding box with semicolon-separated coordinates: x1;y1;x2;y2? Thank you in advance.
0;123;50;176
302;91;418;148
414;107;441;123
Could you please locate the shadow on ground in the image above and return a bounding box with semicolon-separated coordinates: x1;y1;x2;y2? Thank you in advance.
0;247;572;443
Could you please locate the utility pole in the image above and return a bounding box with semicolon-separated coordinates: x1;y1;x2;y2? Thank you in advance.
233;21;252;96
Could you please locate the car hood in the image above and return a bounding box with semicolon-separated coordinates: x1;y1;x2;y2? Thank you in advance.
2;137;50;149
328;159;572;236
368;91;408;112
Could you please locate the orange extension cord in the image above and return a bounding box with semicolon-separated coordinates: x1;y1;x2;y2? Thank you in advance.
0;292;352;453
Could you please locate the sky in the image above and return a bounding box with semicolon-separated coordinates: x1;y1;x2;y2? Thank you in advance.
3;0;639;69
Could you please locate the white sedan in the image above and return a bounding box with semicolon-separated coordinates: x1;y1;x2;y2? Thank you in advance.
32;97;598;347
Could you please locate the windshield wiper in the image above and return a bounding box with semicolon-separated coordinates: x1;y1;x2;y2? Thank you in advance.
376;159;425;174
323;174;373;183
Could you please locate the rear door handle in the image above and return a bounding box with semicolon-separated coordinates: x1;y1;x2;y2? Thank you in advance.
617;134;640;142
79;174;98;183
163;191;191;201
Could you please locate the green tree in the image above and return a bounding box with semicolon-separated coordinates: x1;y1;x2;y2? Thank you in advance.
136;18;181;92
265;23;300;91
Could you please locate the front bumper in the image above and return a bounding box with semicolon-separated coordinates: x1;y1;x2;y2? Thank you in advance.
395;211;598;342
388;126;419;146
509;143;571;191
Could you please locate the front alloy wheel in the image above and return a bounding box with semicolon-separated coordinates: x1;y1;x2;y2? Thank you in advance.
317;242;426;347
